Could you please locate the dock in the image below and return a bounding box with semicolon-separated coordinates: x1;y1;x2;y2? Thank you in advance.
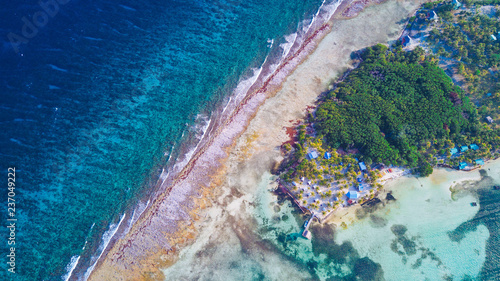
302;213;316;239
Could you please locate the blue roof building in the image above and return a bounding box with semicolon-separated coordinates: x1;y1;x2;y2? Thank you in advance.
357;178;362;183
450;147;458;155
347;191;359;199
452;0;461;9
460;146;468;152
458;162;468;170
475;159;484;165
470;144;479;151
358;184;364;191
324;152;331;159
402;35;412;47
307;151;318;160
359;162;367;171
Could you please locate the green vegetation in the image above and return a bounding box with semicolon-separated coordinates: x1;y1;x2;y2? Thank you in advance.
278;1;500;216
425;1;500;123
314;44;480;175
429;13;500;68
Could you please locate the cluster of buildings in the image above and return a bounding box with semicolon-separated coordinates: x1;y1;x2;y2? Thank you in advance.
449;143;484;170
291;149;374;221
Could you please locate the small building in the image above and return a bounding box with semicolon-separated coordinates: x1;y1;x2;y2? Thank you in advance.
475;159;485;165
460;145;469;152
401;35;413;47
487;93;492;97
450;147;458;155
307;151;318;160
292;182;297;187
324;152;332;159
302;230;312;239
491;34;497;41
486;116;494;123
358;184;364;191
470;144;479;151
452;0;461;9
347;191;359;199
357;178;362;183
458;162;468;170
359;162;367;171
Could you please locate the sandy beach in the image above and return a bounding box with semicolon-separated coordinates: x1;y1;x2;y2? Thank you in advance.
88;1;429;280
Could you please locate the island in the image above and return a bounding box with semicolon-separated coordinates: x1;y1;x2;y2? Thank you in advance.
277;0;500;226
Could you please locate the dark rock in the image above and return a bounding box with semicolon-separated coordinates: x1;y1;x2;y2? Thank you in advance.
386;193;396;201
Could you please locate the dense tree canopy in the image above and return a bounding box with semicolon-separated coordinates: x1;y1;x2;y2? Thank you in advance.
314;45;478;173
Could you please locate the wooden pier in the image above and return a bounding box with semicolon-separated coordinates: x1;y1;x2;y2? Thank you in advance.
302;213;316;239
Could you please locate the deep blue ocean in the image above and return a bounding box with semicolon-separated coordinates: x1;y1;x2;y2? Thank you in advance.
0;0;328;280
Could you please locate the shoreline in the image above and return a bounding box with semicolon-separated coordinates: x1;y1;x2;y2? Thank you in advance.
88;1;430;280
323;163;487;227
87;1;345;280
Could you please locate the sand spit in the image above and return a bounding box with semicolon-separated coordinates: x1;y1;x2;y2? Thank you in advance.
89;1;428;280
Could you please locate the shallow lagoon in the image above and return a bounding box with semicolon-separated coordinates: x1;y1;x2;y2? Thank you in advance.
163;159;500;280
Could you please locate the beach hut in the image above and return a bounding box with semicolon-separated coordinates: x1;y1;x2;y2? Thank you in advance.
492;34;498;41
307;151;318;160
324;152;331;159
347;191;359;199
486;116;494;123
470;144;479;151
458;162;468;170
359;162;367;171
460;145;468;152
450;147;458;155
475;159;484;165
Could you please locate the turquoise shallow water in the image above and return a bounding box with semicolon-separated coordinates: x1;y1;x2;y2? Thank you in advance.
161;162;500;280
0;0;331;280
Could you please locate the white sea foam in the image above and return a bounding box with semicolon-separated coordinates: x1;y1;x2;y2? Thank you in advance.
119;4;137;11
62;223;95;281
82;36;103;41
62;255;81;281
83;213;126;281
47;64;68;72
221;96;232;115
280;33;298;60
232;65;265;103
173;114;212;172
83;1;346;278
